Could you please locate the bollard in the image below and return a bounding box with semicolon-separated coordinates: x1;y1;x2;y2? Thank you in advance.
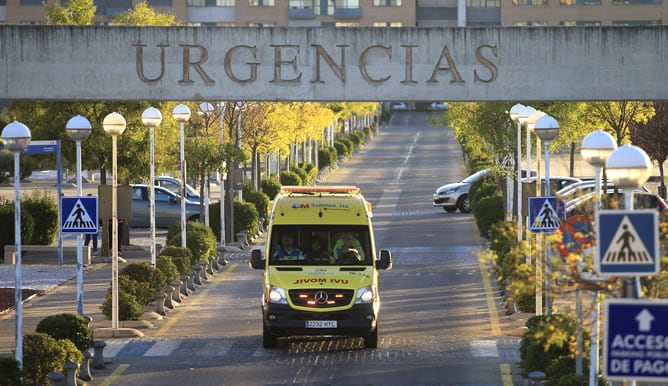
180;274;191;296
236;231;247;249
155;291;167;316
192;265;203;285
63;360;79;386
164;285;175;309
209;255;219;271
79;349;94;381
91;340;107;369
187;272;197;291
170;280;183;303
206;257;215;275
258;217;265;233
217;246;228;267
48;372;66;386
528;371;546;385
198;260;209;281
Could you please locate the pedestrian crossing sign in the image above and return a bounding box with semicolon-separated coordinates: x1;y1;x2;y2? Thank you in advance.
597;210;659;276
60;196;98;234
529;196;565;233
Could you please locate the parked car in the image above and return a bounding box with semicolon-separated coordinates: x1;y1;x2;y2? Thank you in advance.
522;175;583;195
391;102;409;111
565;188;665;216
154;176;201;203
433;169;490;213
130;184;201;228
428;102;449;111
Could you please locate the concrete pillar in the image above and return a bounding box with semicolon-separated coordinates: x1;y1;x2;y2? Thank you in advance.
180;274;191;296
48;372;66;386
170;280;183;303
79;349;93;381
155;291;167;316
63;361;79;386
193;265;203;285
91;340;107;369
164;286;175;309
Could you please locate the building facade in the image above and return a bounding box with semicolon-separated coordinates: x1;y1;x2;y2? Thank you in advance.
0;0;664;27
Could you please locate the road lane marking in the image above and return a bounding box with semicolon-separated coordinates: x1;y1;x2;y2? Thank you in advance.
99;363;129;386
478;256;501;335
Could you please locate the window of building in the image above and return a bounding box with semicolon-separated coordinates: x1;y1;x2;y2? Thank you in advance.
613;19;661;25
512;0;547;4
289;0;311;7
373;21;403;26
373;0;402;6
560;20;601;25
249;0;275;5
0;0;6;5
612;0;661;4
20;0;42;5
216;0;235;4
335;21;361;26
334;0;360;8
148;0;172;6
512;20;549;25
248;21;277;27
468;0;500;7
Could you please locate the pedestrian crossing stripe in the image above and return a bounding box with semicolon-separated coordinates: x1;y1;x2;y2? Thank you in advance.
601;215;652;264
530;199;561;231
62;199;96;231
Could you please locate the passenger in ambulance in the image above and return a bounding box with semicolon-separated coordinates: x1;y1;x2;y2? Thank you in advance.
333;232;365;261
273;233;305;261
306;236;333;264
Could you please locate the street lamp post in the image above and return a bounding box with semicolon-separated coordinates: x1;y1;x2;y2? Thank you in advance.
172;104;191;249
199;102;214;226
2;120;31;369
533;114;560;316
65;115;92;315
582;129;617;386
218;102;226;248
509;103;526;243
103;112;127;330
141;107;163;267
606;144;652;301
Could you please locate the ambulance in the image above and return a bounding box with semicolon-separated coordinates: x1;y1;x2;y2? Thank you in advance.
250;186;392;349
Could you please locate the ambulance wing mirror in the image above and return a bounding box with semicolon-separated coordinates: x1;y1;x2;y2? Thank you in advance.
377;249;392;270
250;249;264;269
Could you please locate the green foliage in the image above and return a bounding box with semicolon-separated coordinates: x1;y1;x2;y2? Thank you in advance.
470;176;500;213
261;178;282;200
59;338;84;365
36;313;94;352
243;185;270;218
117;274;155;306
334;138;354;157
279;171;302;186
0;356;21;386
318;146;338;169
234;200;259;238
159;246;192;275
349;131;365;149
156;255;180;284
22;332;67;386
292;163;318;185
473;194;504;238
166;222;217;265
45;0;95;25
110;0;178;26
120;262;166;293
101;288;144;321
520;314;587;378
21;190;59;245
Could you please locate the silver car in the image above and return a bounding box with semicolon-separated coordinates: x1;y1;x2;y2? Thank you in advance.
130;184;201;228
432;169;490;213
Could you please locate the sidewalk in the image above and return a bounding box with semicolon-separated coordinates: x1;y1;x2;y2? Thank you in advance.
0;229;261;356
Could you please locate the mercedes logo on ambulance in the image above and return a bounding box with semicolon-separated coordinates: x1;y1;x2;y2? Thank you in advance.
314;291;329;304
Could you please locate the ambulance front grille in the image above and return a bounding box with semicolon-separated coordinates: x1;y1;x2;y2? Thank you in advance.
288;288;355;308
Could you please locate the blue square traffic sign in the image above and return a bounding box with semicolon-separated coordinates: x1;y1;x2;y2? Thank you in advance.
604;299;668;382
597;210;659;276
60;196;98;234
528;196;564;233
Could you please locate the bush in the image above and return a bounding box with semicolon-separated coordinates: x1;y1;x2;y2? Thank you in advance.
21;190;58;245
59;337;84;366
261;178;282;200
0;356;21;386
166;222;217;265
470;182;500;213
156;255;180;284
22;332;67;386
117;274;155;306
101;288;144;321
120;262;166;294
334;138;354;157
35;313;94;352
234;200;259;238
0;198;36;252
473;194;504;238
159;246;193;275
243;186;270;218
318;147;338;170
279;171;302;186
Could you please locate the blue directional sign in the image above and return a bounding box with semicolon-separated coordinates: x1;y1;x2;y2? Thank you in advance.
60;196;98;234
604;299;668;382
529;196;564;233
597;210;659;276
23;140;59;155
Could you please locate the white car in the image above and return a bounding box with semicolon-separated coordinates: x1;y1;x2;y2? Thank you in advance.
428;102;449;111
432;169;490;213
391;102;408;111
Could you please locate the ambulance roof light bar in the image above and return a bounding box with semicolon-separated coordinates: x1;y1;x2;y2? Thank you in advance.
281;186;360;194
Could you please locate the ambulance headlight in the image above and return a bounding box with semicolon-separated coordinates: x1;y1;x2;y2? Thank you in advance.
268;285;287;304
355;285;375;304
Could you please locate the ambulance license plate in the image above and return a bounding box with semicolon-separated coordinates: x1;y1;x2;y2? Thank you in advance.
305;320;337;328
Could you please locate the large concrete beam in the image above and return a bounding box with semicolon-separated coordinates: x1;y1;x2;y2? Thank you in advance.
1;26;666;101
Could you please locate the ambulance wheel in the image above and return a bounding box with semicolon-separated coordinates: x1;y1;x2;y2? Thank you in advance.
363;327;378;349
263;324;278;349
